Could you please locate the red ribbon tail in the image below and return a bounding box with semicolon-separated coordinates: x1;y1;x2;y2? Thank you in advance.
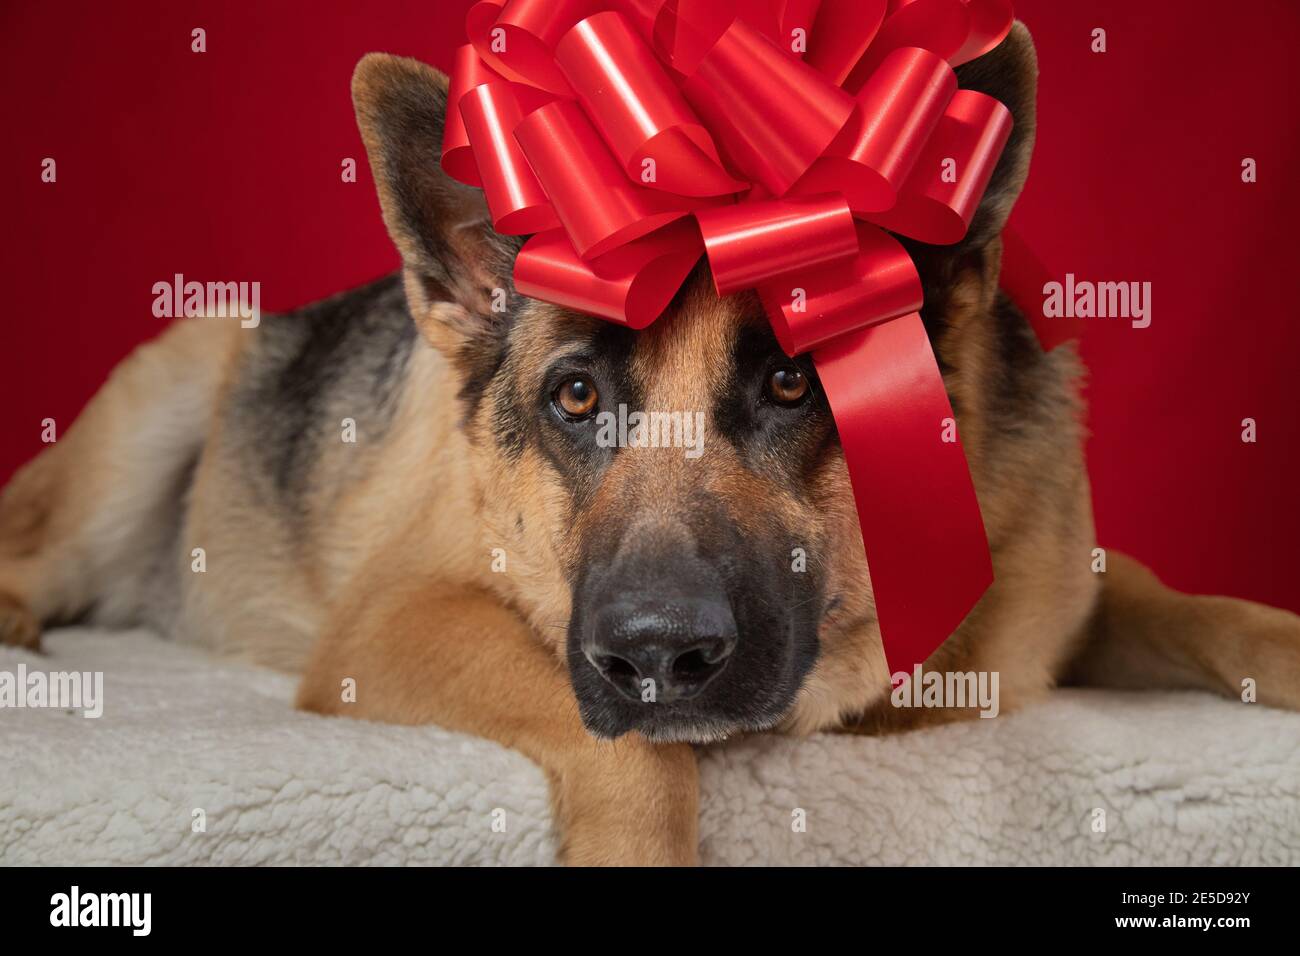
814;313;993;677
1000;225;1080;351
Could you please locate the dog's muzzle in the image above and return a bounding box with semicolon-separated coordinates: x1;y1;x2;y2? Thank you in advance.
568;513;820;742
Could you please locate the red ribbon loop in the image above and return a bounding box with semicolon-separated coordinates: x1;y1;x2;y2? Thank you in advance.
554;12;745;197
442;45;496;187
682;16;855;197
458;81;561;234
805;0;888;86
794;46;956;214
759;222;922;355
467;0;598;96
844;0;971;92
515;219;703;328
870;88;1012;243
442;0;1020;677
697;194;858;297
952;0;1016;66
514;100;696;257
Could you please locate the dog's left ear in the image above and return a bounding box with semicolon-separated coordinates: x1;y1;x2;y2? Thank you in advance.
352;53;522;361
902;22;1038;320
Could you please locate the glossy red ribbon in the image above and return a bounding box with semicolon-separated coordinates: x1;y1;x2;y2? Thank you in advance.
443;0;1018;676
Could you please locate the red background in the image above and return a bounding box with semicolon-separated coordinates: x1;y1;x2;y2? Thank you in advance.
2;1;1297;612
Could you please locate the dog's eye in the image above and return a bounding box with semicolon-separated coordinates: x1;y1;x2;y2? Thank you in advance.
554;376;599;419
766;366;809;407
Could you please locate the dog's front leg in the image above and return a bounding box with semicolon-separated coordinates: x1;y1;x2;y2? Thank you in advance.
295;584;698;866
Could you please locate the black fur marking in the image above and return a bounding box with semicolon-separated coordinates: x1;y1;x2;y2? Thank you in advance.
227;274;415;519
450;239;528;430
525;319;642;509
490;384;529;463
458;307;517;426
984;289;1063;433
714;323;834;494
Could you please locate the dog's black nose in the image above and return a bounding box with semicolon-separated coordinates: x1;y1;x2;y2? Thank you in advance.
585;597;737;703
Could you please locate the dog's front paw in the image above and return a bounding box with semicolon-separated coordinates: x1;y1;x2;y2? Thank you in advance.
560;813;701;867
0;592;41;651
554;739;699;867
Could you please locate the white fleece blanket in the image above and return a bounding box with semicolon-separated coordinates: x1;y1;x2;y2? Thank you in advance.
2;629;1297;866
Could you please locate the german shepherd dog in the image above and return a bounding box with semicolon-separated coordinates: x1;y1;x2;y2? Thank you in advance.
2;24;1298;865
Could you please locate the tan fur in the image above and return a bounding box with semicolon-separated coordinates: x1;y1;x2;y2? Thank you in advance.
1067;552;1300;710
0;318;242;628
176;340;489;670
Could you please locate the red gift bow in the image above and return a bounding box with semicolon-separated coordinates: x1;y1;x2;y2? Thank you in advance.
442;0;1018;677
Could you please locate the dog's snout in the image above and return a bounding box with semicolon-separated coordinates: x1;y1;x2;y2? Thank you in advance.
585;598;736;702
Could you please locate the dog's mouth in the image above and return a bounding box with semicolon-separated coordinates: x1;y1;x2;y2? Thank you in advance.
585;703;784;744
566;659;799;742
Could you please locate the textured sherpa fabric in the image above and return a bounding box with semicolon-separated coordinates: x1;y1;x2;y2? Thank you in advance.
2;628;1298;866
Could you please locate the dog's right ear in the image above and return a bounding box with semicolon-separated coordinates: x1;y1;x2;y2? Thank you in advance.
352;53;522;358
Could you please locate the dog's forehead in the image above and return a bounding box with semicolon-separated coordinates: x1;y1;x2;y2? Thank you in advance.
515;272;765;403
630;275;758;405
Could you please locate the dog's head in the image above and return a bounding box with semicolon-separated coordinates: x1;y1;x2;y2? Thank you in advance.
352;25;1038;742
